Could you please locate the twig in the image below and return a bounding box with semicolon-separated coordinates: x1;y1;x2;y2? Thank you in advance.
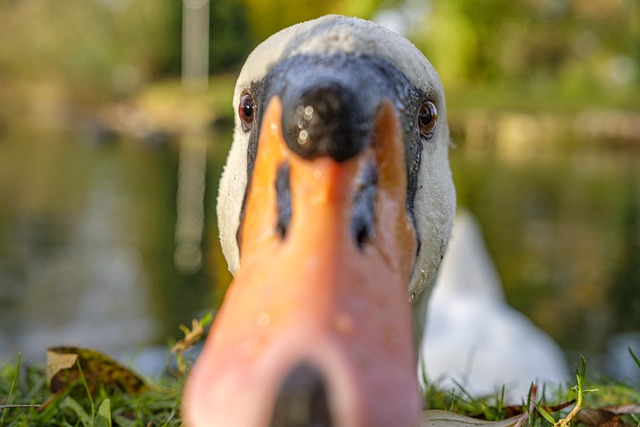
0;404;41;409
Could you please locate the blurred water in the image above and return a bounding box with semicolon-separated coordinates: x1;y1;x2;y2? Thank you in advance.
0;123;638;379
450;128;640;377
0;129;221;368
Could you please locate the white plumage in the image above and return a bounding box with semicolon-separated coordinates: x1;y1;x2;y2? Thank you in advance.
424;212;569;401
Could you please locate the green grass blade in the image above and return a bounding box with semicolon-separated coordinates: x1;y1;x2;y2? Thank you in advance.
0;353;22;427
629;347;640;372
94;399;111;427
75;358;96;419
61;396;92;427
533;402;556;425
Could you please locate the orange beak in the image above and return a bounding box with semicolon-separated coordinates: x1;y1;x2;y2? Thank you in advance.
184;97;421;426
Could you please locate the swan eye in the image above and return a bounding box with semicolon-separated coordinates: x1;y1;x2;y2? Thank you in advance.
239;91;255;132
418;100;437;138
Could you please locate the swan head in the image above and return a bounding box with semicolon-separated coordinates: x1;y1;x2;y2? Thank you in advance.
184;15;455;427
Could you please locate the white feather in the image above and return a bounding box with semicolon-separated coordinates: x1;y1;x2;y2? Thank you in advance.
424;212;569;401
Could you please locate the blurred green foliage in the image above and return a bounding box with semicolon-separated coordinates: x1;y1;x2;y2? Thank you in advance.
209;0;253;71
0;0;253;99
239;0;387;42
0;0;637;107
416;0;639;104
0;1;178;99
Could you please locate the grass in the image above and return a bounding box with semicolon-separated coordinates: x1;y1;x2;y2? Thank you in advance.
0;353;184;426
422;353;640;427
1;331;639;426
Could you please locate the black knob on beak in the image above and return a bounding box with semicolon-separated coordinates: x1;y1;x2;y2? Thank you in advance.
281;81;371;162
264;54;388;163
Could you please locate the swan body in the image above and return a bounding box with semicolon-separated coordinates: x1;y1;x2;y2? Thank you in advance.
184;15;456;427
424;212;569;401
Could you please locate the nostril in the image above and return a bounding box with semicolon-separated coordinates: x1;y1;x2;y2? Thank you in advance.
269;362;334;427
275;161;292;238
351;162;377;249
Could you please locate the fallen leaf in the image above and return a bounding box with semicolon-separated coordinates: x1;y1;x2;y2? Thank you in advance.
421;410;524;427
46;351;78;387
603;404;640;415
575;404;640;427
46;346;146;394
575;408;626;427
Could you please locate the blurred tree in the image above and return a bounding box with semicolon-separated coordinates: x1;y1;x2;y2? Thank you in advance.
239;0;387;42
412;1;479;89
158;1;183;77
413;0;639;95
0;1;179;97
162;0;253;75
209;0;253;72
0;0;254;96
0;0;636;102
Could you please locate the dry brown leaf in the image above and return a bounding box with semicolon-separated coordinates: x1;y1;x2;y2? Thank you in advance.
420;410;524;427
46;350;78;388
575;408;626;427
46;346;147;394
575;404;640;427
603;404;640;415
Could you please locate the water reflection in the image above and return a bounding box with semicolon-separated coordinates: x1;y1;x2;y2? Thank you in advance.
13;176;157;361
0;130;216;366
0;121;638;378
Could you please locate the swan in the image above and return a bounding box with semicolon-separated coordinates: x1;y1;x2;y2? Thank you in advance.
183;15;456;427
424;212;569;402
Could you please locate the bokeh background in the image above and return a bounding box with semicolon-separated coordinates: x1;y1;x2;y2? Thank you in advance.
0;0;638;379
